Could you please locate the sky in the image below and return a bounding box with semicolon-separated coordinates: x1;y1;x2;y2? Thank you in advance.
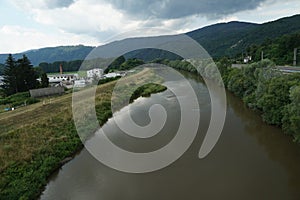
0;0;299;53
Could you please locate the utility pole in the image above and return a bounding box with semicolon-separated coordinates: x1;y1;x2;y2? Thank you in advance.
261;51;264;61
293;48;297;66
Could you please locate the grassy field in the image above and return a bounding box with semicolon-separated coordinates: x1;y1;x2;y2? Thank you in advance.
0;68;166;199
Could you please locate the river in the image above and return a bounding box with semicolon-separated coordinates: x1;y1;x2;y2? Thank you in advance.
40;71;300;200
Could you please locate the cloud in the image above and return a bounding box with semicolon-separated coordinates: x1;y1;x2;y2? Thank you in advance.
11;0;189;41
11;0;75;10
0;25;98;53
11;0;272;36
12;0;136;37
44;0;75;9
5;0;278;52
104;0;268;19
3;0;298;53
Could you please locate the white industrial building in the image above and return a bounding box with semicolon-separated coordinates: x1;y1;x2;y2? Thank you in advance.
104;72;122;78
48;74;79;83
87;68;103;78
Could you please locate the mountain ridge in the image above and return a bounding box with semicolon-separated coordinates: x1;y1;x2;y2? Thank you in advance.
0;14;300;65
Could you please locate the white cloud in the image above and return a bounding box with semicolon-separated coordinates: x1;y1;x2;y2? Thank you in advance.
1;0;299;53
9;0;197;43
0;25;98;53
12;0;161;41
11;0;75;10
228;0;300;24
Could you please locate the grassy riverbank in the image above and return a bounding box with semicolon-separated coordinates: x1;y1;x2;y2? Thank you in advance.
0;69;166;199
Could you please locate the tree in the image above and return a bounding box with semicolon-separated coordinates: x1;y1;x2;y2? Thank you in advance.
1;54;38;96
41;72;49;88
0;63;4;75
1;54;17;96
227;68;245;98
256;74;299;126
16;55;39;92
120;58;144;70
282;84;300;141
104;56;126;73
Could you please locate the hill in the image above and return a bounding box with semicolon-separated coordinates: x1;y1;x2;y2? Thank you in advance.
187;21;259;57
0;45;94;66
245;32;300;65
1;14;300;66
187;14;300;58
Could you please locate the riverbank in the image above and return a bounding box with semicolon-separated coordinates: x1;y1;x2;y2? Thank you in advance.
158;59;300;142
0;68;166;199
40;68;300;200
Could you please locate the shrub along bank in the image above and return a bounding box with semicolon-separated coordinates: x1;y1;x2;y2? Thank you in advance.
156;58;300;142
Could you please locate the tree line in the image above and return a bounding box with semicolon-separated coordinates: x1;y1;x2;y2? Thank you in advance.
104;56;144;73
218;58;300;141
153;58;300;143
38;60;83;73
1;54;49;96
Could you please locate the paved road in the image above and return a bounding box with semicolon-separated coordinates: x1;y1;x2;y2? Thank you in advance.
231;64;300;73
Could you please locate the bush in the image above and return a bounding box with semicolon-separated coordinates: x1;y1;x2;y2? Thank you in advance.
0;92;39;107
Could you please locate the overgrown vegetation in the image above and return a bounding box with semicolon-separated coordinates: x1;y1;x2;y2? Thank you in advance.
104;56;144;73
0;69;167;199
217;58;300;141
97;76;121;85
130;83;167;102
0;92;39;109
153;58;300;143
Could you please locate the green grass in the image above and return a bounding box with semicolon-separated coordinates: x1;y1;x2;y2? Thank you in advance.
0;68;166;199
0;92;40;111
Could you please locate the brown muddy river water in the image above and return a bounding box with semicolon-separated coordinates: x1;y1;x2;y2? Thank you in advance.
40;71;300;200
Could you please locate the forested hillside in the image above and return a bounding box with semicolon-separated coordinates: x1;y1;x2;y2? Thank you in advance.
187;14;300;58
1;14;300;67
243;33;300;65
0;45;94;66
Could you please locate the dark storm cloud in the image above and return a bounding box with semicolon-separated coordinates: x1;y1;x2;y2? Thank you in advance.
105;0;267;19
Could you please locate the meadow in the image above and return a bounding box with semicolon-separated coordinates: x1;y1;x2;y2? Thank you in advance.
0;68;166;199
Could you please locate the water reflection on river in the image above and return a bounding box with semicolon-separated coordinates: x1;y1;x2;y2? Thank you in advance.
40;71;300;200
